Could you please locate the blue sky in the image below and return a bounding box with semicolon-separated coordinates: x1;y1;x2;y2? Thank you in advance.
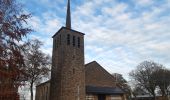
20;0;170;80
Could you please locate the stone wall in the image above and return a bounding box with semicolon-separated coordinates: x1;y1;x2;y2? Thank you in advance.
50;27;85;100
85;61;116;87
35;81;50;100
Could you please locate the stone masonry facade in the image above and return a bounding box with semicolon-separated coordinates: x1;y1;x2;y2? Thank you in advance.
35;60;127;100
50;27;85;100
35;1;126;100
85;61;116;88
35;81;50;100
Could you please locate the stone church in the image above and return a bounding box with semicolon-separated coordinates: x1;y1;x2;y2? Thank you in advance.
35;0;126;100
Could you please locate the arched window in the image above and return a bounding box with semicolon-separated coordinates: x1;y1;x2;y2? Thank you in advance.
59;35;61;45
67;34;70;45
54;38;57;49
73;36;75;46
73;68;75;74
78;37;80;48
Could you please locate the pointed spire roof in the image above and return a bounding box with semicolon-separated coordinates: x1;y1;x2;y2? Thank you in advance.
66;0;71;29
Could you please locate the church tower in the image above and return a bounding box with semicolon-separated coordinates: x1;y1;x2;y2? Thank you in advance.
50;0;85;100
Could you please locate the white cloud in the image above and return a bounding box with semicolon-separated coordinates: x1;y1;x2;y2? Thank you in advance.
22;0;170;100
70;0;170;79
25;0;170;80
103;3;128;16
133;0;154;6
27;11;64;57
28;16;42;30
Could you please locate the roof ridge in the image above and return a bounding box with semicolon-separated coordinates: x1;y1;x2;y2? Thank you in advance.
85;61;97;66
52;27;85;38
36;80;50;87
85;61;116;82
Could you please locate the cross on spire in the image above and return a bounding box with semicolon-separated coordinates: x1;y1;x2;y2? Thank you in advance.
66;0;71;29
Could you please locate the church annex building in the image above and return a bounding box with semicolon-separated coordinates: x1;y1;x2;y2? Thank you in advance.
35;0;126;100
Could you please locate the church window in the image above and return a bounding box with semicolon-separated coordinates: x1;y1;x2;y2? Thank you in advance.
54;39;57;49
78;37;80;48
55;37;59;48
73;36;75;46
86;95;94;100
59;35;62;45
73;68;75;74
67;34;70;45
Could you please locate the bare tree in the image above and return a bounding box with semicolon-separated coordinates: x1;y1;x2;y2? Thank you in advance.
129;61;163;99
133;86;148;95
113;73;128;90
22;39;51;100
0;0;31;99
152;68;170;99
112;73;132;100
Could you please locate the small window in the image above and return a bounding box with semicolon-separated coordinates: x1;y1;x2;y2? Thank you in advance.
78;37;80;48
86;95;94;100
73;36;75;46
54;39;57;49
59;35;61;45
67;34;70;45
73;68;75;74
56;37;60;48
53;39;56;49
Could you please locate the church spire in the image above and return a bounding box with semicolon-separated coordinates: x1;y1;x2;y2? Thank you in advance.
66;0;71;29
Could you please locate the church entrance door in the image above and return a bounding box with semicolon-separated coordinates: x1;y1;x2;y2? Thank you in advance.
98;94;106;100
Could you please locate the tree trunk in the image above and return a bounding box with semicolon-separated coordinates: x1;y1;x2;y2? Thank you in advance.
153;94;156;100
30;82;34;100
150;90;156;100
